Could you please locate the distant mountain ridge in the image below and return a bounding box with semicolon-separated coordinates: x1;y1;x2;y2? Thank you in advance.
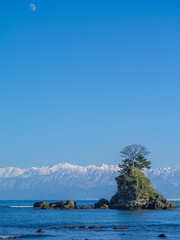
0;163;180;200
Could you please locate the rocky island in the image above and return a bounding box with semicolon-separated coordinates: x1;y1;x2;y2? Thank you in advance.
33;145;178;210
109;167;177;209
108;144;178;210
109;144;178;210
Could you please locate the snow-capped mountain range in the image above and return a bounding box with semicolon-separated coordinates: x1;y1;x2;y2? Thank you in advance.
0;163;180;200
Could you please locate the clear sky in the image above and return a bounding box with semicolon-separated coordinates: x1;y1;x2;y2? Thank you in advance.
0;0;180;168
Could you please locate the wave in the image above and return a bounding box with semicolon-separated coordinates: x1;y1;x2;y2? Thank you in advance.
8;206;33;208
0;234;50;239
0;237;18;239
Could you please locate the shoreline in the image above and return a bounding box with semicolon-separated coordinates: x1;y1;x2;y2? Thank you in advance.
167;199;180;201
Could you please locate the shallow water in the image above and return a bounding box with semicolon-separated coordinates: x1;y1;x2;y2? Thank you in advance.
0;200;180;239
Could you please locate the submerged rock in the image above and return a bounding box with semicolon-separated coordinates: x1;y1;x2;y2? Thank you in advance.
158;234;167;238
76;205;92;209
113;226;128;229
36;229;45;233
63;225;129;230
65;226;80;229
88;226;102;229
65;226;86;229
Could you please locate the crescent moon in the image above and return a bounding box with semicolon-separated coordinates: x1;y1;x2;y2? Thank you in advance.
29;3;36;12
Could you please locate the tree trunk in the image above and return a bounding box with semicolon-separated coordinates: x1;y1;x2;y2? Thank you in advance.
132;158;135;168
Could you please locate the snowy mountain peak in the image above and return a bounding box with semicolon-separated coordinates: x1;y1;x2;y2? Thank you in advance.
0;163;180;199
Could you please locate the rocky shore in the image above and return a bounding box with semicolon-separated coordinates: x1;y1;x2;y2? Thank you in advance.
33;199;110;210
34;196;178;210
33;168;179;211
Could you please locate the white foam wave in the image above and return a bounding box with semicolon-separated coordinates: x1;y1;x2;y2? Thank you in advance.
0;237;19;239
8;206;33;208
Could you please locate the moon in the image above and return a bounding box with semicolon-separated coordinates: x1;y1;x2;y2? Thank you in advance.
29;3;36;12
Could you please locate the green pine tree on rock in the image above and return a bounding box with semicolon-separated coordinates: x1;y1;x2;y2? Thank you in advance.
110;144;178;210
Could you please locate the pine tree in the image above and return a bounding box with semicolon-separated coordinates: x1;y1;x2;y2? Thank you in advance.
119;144;151;174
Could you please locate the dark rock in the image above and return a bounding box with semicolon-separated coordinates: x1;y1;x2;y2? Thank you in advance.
76;205;92;209
51;200;76;209
158;234;167;238
113;226;128;230
122;233;126;235
65;226;79;229
33;202;49;209
94;198;110;209
65;226;86;229
49;202;57;208
34;200;76;210
165;202;177;209
34;200;115;210
99;204;109;209
110;193;119;205
36;229;45;233
88;226;102;229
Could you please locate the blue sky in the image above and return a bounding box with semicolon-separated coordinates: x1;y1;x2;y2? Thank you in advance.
0;0;180;168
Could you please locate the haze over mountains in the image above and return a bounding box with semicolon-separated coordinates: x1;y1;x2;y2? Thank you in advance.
0;163;180;200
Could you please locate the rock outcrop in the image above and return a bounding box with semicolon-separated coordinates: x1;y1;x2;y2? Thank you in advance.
110;168;178;210
34;202;49;209
36;229;45;233
34;200;76;209
94;198;110;209
33;200;94;210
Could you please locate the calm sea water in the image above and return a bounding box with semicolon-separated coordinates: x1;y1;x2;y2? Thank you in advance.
0;200;180;240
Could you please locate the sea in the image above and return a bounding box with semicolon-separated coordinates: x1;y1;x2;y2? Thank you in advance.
0;200;180;240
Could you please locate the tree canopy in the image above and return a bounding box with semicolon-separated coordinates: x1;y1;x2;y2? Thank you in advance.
119;144;151;174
